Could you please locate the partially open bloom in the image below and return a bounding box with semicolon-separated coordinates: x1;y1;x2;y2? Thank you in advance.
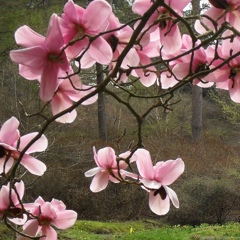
0;181;27;225
59;0;113;63
10;14;70;101
17;197;77;240
85;147;133;192
133;149;184;215
0;117;48;176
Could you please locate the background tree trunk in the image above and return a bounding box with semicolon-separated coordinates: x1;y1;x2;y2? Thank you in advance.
191;0;203;142
96;63;107;141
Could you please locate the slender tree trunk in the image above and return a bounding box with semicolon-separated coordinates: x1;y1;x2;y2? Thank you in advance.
96;63;107;140
191;0;202;142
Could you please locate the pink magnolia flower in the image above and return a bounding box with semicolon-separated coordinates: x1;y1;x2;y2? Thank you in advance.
59;0;113;63
17;197;77;240
10;14;70;102
195;0;240;33
0;117;48;176
85;147;133;192
133;148;184;215
51;71;97;123
161;34;214;88
0;181;27;225
132;0;191;54
206;33;240;103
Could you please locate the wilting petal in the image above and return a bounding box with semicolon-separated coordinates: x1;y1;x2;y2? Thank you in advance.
149;190;170;215
20;155;46;176
15;25;45;47
90;171;109;192
52;210;77;229
154;158;184;185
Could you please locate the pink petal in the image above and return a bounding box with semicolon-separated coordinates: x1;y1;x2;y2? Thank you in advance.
0;186;9;210
9;214;27;226
17;219;40;240
160;71;179;89
0;117;20;145
77;85;98;105
79;51;96;69
19;65;41;80
160;22;182;54
134;148;154;179
132;0;152;15
41;202;57;219
40;61;60;101
165;186;179;208
90;171;109;192
149;190;170;215
88;37;113;64
14;25;45;47
45;14;64;53
141;179;162;189
42;226;57;240
51;199;66;212
52;210;77;229
51;91;77;123
96;147;116;168
10;47;47;68
0;156;14;174
12;181;25;204
84;167;101;177
20;155;46;176
154;158;184;185
83;0;112;32
19;133;48;153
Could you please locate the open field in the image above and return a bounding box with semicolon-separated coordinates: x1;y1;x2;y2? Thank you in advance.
1;221;240;240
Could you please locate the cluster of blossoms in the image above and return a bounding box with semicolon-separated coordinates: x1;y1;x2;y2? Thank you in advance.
1;0;240;238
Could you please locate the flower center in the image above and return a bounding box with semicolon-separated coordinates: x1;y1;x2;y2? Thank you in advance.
109;35;119;53
153;186;167;200
0;145;6;158
209;0;229;10
195;63;210;78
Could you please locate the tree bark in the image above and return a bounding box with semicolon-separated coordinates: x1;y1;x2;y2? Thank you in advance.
191;0;203;142
96;63;107;141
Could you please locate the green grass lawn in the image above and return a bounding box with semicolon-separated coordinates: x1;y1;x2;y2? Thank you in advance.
1;221;240;239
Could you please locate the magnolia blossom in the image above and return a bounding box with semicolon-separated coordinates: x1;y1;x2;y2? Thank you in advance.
195;0;240;33
0;117;48;176
205;33;240;103
133;148;184;215
51;70;97;123
132;0;191;54
17;197;77;240
161;34;214;89
59;0;113;63
10;14;70;102
0;181;27;225
85;147;133;192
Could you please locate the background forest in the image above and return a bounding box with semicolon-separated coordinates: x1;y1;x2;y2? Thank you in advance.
1;0;240;226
